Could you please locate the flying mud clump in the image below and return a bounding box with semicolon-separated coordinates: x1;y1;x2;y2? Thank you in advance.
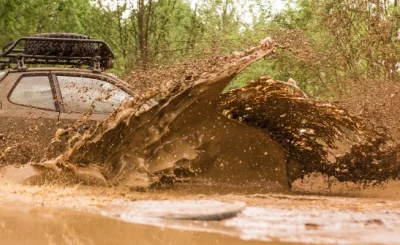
10;37;400;190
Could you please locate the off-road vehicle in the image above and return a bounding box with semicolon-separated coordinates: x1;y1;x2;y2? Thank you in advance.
0;33;142;162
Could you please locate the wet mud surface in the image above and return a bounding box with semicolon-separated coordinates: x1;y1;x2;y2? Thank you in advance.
0;179;400;245
0;202;277;245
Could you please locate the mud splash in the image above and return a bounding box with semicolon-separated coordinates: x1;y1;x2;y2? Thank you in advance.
4;37;399;191
31;37;293;189
218;77;400;183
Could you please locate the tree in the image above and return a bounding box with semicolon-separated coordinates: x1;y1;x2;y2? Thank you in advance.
243;0;400;98
84;0;204;71
0;0;91;45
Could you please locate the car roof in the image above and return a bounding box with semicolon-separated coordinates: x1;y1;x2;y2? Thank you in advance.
6;67;124;82
8;67;112;75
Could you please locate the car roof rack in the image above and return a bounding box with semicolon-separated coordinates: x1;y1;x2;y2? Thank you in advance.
0;35;115;72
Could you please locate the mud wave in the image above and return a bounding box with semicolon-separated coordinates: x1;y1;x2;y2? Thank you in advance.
50;38;289;189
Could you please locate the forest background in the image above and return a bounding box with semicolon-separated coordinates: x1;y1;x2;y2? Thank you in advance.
0;0;399;99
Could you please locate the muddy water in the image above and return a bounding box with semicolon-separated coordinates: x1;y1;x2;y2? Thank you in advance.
0;178;400;245
0;204;280;245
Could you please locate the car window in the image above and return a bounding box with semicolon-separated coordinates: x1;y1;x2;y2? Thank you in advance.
9;76;56;111
57;76;130;114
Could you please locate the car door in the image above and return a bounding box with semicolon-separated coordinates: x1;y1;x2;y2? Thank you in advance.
0;71;60;164
51;72;132;151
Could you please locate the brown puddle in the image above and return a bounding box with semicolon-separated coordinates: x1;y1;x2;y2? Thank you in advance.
1;203;299;245
0;182;399;245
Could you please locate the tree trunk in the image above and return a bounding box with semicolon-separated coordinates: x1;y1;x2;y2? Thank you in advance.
137;0;151;69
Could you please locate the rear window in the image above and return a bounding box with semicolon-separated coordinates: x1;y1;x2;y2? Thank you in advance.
9;76;56;111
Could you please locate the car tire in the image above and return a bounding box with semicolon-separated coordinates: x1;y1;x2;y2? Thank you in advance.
24;33;96;57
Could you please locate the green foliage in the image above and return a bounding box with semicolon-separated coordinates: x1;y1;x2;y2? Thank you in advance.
225;60;274;92
0;0;90;45
1;0;398;99
228;0;400;99
264;0;400;99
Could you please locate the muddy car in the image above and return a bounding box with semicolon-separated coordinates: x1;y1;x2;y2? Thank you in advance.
0;33;141;163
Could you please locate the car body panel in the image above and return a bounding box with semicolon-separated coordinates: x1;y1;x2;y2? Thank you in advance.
0;71;60;163
0;68;135;163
